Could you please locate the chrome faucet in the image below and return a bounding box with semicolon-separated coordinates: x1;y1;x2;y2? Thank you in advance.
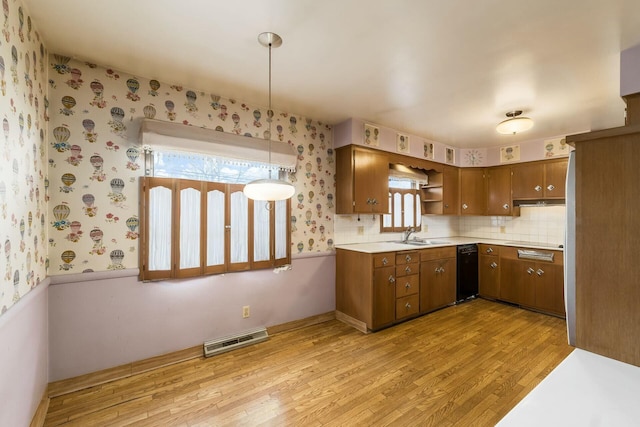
402;227;416;243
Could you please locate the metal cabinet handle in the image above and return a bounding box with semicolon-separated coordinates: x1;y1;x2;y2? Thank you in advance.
388;275;395;283
486;247;493;254
405;266;412;274
405;254;412;262
405;282;411;289
490;262;497;269
405;302;412;310
462;203;468;210
371;198;378;205
503;203;509;210
444;204;449;208
534;185;542;192
547;184;555;191
536;269;544;276
526;267;535;275
382;257;388;265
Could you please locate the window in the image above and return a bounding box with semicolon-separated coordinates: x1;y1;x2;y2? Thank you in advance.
139;150;291;281
381;177;422;232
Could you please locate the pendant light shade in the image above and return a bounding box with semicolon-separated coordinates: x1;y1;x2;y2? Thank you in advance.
496;110;534;135
243;32;295;201
243;178;296;201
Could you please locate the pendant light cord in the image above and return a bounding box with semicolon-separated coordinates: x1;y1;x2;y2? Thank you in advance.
268;41;273;179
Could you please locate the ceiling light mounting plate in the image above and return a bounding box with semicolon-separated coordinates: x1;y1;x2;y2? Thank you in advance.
258;32;282;48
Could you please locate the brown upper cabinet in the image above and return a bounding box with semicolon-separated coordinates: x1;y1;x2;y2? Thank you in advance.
511;158;568;200
336;145;390;214
459;168;486;215
485;166;512;215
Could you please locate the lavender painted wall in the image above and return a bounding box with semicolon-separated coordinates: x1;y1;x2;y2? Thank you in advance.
48;254;334;381
0;281;49;427
621;44;640;96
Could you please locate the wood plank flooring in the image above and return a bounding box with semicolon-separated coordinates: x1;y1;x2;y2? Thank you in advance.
44;299;573;426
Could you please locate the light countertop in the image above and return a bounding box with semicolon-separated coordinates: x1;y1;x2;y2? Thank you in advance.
335;237;564;253
497;349;640;426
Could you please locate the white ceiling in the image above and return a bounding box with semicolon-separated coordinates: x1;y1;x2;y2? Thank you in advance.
23;0;640;148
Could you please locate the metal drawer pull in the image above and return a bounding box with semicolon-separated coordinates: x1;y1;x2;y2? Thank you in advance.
388;275;395;283
405;266;411;274
527;267;535;275
405;282;411;289
547;184;555;191
503;203;509;210
518;249;554;262
536;269;545;276
382;257;388;265
490;262;497;269
534;185;542;192
462;203;468;210
486;247;493;254
405;254;412;262
435;267;445;273
405;302;411;310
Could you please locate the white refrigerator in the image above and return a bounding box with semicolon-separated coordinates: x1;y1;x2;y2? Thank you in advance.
563;150;576;346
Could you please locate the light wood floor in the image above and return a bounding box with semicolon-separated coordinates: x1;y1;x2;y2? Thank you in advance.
44;299;573;426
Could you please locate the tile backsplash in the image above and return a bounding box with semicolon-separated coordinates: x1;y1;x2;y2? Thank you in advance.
334;206;566;246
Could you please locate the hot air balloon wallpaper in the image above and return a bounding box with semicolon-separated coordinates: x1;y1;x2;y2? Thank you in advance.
148;79;160;96
66;68;83;89
59;95;76;116
51;125;70;152
108;249;125;270
60;250;75;271
89;154;106;182
126;78;140;101
52;203;71;230
66;144;83;166
108;177;126;205
60;172;75;193
165;100;176;121
89;79;106;108
108;106;126;135
185;90;197;114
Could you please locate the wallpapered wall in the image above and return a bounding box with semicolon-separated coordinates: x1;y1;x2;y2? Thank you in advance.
47;57;335;275
0;1;49;315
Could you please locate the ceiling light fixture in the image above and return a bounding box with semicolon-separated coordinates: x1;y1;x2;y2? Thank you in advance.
496;110;534;135
243;32;295;201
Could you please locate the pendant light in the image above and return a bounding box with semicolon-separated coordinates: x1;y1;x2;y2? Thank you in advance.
243;32;295;201
496;110;534;135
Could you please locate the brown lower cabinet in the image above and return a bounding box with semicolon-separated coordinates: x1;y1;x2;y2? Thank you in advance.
420;247;457;313
498;247;565;317
478;244;500;299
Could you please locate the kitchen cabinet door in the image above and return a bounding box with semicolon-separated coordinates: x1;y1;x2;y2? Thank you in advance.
543;159;567;199
420;257;456;313
459;168;486;215
486;166;512;215
372;265;396;329
478;246;500;299
533;262;564;316
336;145;389;214
511;162;544;200
499;257;524;305
442;166;460;215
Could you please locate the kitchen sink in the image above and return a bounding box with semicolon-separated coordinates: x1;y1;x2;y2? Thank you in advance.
393;239;450;246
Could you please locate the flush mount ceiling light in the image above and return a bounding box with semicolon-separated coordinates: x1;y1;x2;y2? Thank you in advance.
243;32;295;201
496;110;534;135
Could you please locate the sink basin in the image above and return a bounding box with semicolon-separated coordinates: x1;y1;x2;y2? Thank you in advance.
393;239;450;246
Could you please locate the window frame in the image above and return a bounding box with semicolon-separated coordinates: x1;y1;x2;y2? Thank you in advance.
380;187;422;233
139;177;291;281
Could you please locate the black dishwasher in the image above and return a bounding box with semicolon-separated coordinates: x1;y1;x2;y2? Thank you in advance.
457;244;478;302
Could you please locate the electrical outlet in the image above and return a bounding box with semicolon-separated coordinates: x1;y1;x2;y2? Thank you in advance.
242;305;250;318
357;226;364;235
500;226;506;234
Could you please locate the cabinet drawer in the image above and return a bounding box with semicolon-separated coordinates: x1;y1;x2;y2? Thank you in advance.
421;246;456;261
396;274;419;298
396;262;419;277
396;251;419;265
478;244;499;256
374;252;395;268
396;294;420;320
